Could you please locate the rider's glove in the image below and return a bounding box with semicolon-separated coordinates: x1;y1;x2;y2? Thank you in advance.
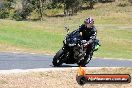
83;41;89;47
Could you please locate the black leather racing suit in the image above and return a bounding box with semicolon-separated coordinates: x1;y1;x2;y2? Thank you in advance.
77;24;97;58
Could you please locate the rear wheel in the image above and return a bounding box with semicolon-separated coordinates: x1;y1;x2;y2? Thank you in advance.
77;54;92;67
77;60;87;67
52;49;65;67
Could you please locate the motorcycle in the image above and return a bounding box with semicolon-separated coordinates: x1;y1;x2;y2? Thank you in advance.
52;27;99;67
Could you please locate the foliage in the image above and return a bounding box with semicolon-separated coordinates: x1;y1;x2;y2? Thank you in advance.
64;0;82;15
0;0;16;19
2;0;132;20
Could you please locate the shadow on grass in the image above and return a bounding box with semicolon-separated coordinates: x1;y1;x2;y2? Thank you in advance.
47;14;66;17
47;14;78;17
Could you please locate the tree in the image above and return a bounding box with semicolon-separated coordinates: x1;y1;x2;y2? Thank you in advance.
83;0;97;9
51;0;63;9
0;0;16;19
64;0;81;16
89;0;94;9
13;0;34;20
13;0;52;20
38;0;51;20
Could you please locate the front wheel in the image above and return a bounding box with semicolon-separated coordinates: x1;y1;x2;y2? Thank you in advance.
52;49;65;67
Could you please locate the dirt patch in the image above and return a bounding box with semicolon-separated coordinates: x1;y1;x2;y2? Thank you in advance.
0;67;132;88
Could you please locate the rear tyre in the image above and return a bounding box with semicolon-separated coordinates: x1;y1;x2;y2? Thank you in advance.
52;49;64;67
77;60;87;67
77;54;92;67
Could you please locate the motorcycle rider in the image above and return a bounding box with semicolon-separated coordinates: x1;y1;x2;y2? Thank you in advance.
77;17;98;64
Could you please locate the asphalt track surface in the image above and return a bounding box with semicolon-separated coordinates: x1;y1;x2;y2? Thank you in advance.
0;52;132;70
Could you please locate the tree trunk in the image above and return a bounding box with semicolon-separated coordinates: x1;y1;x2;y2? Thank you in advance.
39;0;43;21
89;1;94;9
21;0;28;20
64;2;67;16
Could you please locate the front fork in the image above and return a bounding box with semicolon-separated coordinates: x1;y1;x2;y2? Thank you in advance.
62;46;71;63
86;51;93;64
80;46;93;64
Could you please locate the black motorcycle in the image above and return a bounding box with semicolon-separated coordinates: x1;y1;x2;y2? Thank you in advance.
52;27;99;67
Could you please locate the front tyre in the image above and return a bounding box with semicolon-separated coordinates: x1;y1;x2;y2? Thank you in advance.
52;49;65;67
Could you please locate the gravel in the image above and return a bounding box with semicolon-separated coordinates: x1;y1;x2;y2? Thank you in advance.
0;67;132;88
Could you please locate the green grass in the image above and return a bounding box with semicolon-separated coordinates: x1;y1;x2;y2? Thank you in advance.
94;28;132;59
0;20;131;59
0;2;132;59
0;25;63;52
